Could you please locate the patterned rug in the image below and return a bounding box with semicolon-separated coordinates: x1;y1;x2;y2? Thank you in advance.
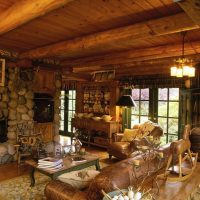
0;156;117;200
0;172;50;200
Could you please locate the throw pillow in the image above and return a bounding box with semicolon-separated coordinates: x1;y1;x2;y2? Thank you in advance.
57;169;100;189
138;121;155;137
121;129;138;142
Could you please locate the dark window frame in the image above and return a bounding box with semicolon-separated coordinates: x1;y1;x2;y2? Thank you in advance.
131;88;150;125
130;88;180;144
59;90;76;136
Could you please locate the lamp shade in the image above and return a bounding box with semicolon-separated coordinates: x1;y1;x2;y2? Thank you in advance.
116;95;136;107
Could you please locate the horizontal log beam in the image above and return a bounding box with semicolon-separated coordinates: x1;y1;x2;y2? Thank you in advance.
68;40;200;70
0;0;73;35
73;54;200;73
73;59;176;73
20;12;199;59
115;65;171;77
62;72;91;81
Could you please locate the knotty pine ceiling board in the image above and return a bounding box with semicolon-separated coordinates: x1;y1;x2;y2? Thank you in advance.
0;0;182;55
0;0;16;12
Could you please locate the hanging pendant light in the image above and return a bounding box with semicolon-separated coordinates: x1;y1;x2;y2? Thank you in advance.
170;32;195;78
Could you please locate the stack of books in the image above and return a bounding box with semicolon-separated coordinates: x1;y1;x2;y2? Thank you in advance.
37;157;63;171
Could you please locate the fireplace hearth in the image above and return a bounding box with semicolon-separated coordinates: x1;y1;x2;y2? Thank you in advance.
0;119;7;143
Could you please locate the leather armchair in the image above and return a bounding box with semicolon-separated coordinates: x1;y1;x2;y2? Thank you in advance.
107;122;163;160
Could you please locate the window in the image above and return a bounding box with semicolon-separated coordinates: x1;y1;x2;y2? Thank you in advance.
59;90;76;135
157;88;179;144
131;88;150;126
131;88;180;144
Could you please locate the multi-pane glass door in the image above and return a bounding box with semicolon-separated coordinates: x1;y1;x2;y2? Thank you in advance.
59;90;76;136
131;88;180;144
157;88;180;144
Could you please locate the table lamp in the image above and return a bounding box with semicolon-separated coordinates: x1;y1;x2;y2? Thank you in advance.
116;95;136;130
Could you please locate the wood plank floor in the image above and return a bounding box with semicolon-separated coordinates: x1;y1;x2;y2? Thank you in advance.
0;146;110;182
0;162;31;182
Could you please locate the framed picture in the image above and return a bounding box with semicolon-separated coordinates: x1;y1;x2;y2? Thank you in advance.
0;59;5;86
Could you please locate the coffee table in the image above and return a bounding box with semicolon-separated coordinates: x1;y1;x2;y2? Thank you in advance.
25;154;100;186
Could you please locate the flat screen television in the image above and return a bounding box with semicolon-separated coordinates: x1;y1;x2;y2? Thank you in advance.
33;93;54;123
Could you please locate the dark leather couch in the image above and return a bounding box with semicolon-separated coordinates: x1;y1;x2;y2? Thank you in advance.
45;144;170;200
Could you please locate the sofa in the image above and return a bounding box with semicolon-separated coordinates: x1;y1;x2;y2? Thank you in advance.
45;143;170;200
107;121;163;160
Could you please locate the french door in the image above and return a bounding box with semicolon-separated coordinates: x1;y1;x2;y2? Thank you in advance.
60;90;76;136
131;88;180;144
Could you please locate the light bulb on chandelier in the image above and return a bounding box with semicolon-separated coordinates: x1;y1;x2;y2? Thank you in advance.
170;61;195;78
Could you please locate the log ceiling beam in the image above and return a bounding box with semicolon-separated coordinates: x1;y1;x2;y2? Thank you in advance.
62;72;91;81
176;0;200;26
0;0;74;35
73;62;172;74
67;40;200;70
115;65;172;77
20;12;199;59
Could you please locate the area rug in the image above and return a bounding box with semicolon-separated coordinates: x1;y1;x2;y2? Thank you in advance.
0;158;117;200
0;172;50;200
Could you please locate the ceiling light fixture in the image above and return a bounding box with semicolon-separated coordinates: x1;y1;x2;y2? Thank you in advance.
170;32;195;78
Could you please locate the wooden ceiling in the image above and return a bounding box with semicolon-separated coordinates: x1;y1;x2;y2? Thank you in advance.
1;0;200;79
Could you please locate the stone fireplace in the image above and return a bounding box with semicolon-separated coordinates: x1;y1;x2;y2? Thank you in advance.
0;65;61;164
0;66;35;164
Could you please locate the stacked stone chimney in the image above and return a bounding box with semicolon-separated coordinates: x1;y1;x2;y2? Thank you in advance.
7;67;34;144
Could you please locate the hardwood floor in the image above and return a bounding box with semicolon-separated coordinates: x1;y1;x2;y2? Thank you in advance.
0;145;112;182
0;161;31;182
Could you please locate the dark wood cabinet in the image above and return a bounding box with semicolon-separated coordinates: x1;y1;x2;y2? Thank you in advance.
72;118;119;148
76;81;119;120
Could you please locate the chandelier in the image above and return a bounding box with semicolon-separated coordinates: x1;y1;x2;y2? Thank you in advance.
170;32;195;78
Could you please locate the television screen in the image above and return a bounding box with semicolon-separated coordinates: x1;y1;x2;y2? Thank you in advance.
33;93;54;123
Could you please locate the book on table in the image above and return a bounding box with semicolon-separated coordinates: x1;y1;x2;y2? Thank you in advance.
37;163;63;170
38;157;63;167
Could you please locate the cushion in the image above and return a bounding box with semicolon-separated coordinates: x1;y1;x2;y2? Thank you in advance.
138;121;155;137
121;129;138;142
57;169;100;189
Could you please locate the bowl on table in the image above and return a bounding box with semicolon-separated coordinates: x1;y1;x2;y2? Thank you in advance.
84;113;94;119
77;113;84;118
102;115;112;122
92;116;102;121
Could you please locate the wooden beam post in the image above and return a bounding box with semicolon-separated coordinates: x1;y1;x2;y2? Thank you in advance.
0;0;74;35
20;13;199;59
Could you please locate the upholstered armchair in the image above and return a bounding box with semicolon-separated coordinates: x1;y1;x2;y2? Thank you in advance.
107;121;163;160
